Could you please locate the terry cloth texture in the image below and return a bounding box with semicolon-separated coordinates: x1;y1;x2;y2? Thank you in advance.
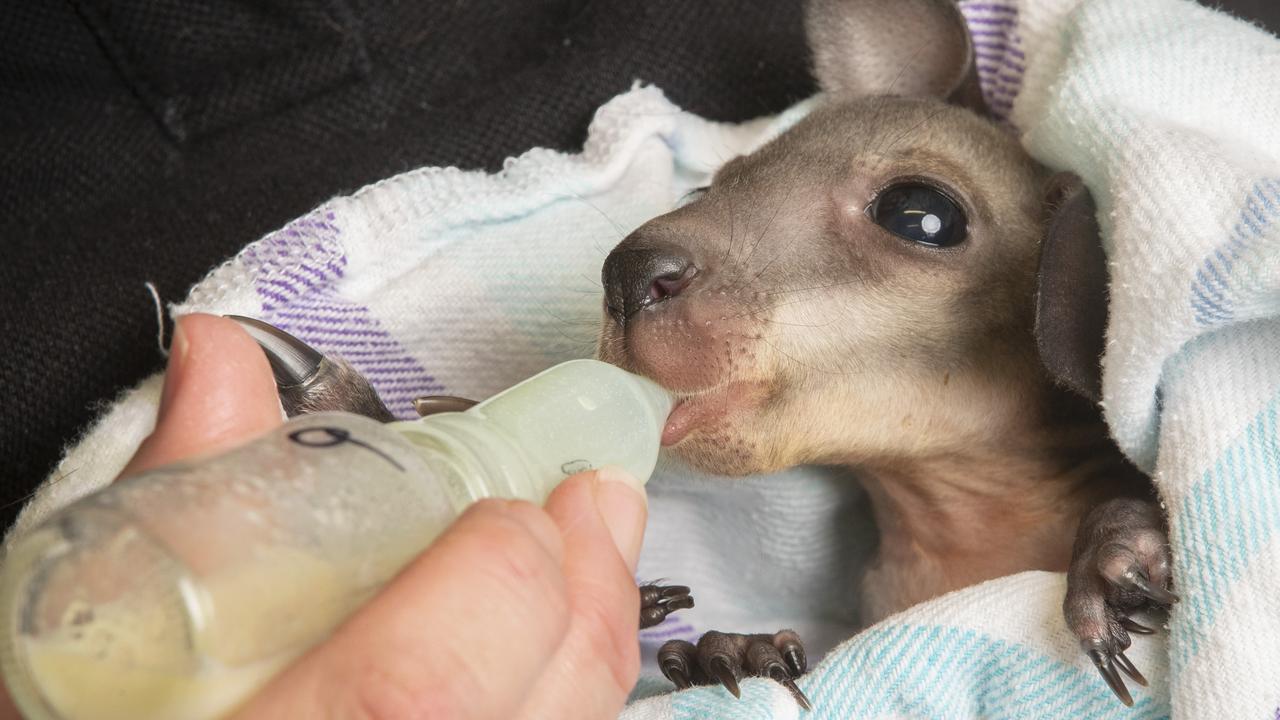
3;0;1278;538
1009;0;1280;716
5;2;1280;720
5;81;880;693
0;0;820;531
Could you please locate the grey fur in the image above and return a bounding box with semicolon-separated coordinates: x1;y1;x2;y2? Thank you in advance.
599;0;1171;705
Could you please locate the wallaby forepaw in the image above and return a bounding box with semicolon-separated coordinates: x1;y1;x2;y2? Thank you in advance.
1064;497;1175;706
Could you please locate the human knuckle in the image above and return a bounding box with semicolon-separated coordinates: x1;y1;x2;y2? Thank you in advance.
468;499;564;559
450;523;567;622
481;523;559;587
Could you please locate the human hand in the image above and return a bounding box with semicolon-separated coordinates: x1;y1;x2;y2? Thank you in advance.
0;313;647;720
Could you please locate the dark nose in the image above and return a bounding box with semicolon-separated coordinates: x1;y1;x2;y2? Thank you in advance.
601;240;698;324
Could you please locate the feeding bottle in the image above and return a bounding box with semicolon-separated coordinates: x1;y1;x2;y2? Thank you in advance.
0;359;672;720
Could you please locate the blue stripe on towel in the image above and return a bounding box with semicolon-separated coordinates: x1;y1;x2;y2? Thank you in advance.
1170;390;1280;677
670;624;1170;719
1191;179;1280;326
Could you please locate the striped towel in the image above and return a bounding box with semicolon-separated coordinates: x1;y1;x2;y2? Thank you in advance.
626;1;1280;718
10;0;1280;718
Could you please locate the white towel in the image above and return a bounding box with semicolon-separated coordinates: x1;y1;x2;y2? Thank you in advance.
10;0;1280;717
8;80;873;705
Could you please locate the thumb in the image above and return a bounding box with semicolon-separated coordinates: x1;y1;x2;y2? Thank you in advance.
118;314;283;478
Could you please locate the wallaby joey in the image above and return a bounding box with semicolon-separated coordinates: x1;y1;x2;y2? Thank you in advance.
242;0;1175;710
597;0;1172;708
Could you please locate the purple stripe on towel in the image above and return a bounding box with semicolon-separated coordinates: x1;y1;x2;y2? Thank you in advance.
960;0;1026;121
958;3;1017;14
964;16;1016;27
639;621;700;642
969;28;1016;38
977;54;1027;73
973;39;1015;52
244;210;445;418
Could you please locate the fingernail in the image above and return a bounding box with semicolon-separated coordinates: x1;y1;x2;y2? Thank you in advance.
593;465;647;573
157;319;191;420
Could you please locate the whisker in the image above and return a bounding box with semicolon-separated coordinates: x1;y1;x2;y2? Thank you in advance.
760;335;854;377
721;196;738;270
561;192;628;257
878;107;949;159
764;277;865;297
720;292;842;322
0;467;79;513
852;36;936;179
742;182;796;271
537;305;602;343
755;317;835;329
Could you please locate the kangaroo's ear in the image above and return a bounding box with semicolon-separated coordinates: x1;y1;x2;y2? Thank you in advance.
1035;173;1110;403
805;0;985;113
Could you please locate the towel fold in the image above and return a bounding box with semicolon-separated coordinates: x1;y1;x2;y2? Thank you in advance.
11;0;1280;717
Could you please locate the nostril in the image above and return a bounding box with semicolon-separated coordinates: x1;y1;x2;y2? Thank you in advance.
601;240;699;324
649;266;698;303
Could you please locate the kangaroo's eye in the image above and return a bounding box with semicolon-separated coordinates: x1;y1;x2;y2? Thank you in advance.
869;183;967;247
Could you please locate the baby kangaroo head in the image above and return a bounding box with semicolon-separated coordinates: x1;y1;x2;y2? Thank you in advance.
598;0;1106;476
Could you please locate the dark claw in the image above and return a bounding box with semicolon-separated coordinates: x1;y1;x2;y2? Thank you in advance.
1119;616;1156;635
227;315;324;387
638;583;694;629
228;315;394;422
1118;569;1179;606
784;648;807;677
1067;497;1171;706
661;585;692;598
658;640;697;690
709;657;741;698
1112;651;1148;687
660;629;810;708
770;629;807;676
762;665;812;712
664;665;693;690
664;596;694;612
779;678;812;712
1088;649;1134;707
412;395;479;417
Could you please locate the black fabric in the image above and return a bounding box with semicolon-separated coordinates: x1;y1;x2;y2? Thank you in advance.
2;0;1278;530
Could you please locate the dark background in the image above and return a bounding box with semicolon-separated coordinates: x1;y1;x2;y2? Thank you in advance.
3;0;1278;531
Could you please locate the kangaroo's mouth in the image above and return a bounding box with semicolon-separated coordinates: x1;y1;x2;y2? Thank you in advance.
661;380;770;447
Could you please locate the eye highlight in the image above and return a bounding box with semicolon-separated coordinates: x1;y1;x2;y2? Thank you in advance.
869;182;967;247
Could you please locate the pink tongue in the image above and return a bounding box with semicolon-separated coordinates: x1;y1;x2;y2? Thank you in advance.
661;400;698;446
661;391;733;446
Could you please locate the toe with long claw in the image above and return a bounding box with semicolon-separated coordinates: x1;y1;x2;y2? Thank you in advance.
412;395;479;417
227;315;395;422
708;656;741;698
657;629;811;711
639;583;694;629
1088;647;1134;707
227;315;325;388
1114;568;1180;606
658;640;700;690
1065;497;1174;706
1112;651;1148;687
1119;616;1156;635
